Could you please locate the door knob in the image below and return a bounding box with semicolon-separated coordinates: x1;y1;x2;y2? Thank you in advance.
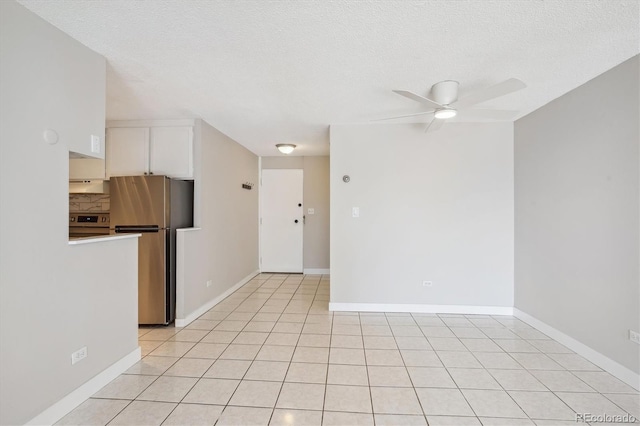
294;219;299;223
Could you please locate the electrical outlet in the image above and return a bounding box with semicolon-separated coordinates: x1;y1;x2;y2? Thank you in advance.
629;330;640;345
71;346;87;365
422;281;433;287
206;280;212;288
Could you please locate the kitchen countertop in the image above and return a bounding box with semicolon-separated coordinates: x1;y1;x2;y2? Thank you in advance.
68;233;141;246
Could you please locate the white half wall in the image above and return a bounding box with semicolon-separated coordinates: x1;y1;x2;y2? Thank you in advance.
329;123;514;308
515;55;639;376
1;3;138;424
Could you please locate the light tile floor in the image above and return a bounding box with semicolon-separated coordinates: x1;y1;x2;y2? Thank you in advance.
57;274;639;425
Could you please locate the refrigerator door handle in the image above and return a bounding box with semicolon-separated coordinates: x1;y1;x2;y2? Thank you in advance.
115;225;160;233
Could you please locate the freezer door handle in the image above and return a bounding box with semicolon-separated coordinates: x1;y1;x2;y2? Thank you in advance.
115;225;159;233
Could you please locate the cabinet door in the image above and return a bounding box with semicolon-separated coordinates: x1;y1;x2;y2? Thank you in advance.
69;158;105;180
106;127;149;178
149;127;193;179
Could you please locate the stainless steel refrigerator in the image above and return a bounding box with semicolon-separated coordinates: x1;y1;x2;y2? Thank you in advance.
110;175;193;325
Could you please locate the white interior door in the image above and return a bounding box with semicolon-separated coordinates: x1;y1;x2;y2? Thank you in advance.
261;169;303;273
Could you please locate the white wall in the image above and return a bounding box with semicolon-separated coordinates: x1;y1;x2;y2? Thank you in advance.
515;55;639;376
0;2;139;424
177;120;259;323
330;123;514;310
262;156;330;271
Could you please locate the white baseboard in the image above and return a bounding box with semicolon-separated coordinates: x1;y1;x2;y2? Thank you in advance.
175;269;260;327
329;302;513;316
304;268;330;275
514;309;640;391
26;346;141;426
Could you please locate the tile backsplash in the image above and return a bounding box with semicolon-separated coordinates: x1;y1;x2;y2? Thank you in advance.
69;193;110;212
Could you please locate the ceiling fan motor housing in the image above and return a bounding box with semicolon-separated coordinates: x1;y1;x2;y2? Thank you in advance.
430;80;459;105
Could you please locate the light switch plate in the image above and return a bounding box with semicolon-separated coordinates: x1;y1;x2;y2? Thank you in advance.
90;135;100;153
352;207;360;218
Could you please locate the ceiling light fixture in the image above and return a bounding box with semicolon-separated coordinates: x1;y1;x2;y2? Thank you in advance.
434;108;457;119
276;144;296;154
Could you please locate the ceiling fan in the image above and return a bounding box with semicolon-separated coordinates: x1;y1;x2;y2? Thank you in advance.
377;78;527;132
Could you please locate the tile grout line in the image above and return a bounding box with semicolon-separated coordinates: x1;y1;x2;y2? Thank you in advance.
448;313;588;422
158;273;275;423
382;312;425;423
227;274;288;422
66;273;640;425
159;274;270;425
265;274;308;424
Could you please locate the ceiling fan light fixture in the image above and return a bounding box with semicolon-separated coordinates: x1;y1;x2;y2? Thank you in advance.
434;108;457;119
276;144;296;154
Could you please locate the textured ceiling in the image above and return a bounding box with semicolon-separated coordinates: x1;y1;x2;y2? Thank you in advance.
17;0;640;156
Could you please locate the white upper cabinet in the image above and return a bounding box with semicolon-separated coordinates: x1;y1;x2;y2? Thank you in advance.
106;127;149;177
149;126;193;179
106;122;194;179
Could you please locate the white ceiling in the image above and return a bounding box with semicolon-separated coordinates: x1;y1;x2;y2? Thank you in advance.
17;0;640;157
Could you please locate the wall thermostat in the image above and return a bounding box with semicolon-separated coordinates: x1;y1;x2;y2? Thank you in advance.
343;175;350;183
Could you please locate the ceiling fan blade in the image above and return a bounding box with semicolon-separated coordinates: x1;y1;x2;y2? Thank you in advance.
393;90;445;109
425;118;445;133
458;109;520;120
372;110;435;121
454;78;526;109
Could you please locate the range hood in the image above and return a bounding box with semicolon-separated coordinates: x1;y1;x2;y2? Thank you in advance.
69;180;109;194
